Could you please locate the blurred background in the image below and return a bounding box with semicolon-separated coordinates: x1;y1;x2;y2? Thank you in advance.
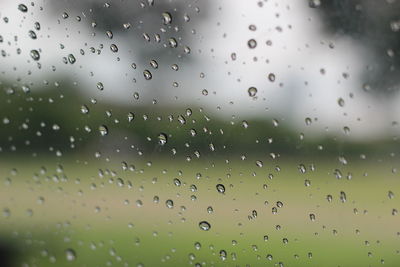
0;0;399;266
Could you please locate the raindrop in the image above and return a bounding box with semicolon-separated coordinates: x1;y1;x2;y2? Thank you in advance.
18;4;28;12
99;125;108;136
337;98;345;107
162;12;172;25
199;221;211;231
158;133;168;145
248;87;257;97
216;184;225;194
169;38;178;48
28;30;37;39
143;70;152;80
97;82;104;91
65;248;76;261
80;105;89;114
110;44;118;52
166;199;174;209
309;0;321;8
34;22;41;30
128;112;134;122
68;54;76;64
248;39;257;49
30;50;40;61
106;30;113;39
268;73;275;82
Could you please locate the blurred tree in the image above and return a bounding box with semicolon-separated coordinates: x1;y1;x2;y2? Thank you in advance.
315;0;400;96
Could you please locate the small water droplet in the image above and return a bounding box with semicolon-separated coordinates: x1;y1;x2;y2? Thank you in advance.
337;98;345;107
308;0;321;8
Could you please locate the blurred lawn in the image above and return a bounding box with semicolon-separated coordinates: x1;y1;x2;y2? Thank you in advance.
0;156;399;266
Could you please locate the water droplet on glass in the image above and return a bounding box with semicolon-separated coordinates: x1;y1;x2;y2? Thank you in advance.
169;38;178;48
106;30;113;39
248;39;257;49
97;82;104;91
99;125;108;136
248;87;257;97
65;248;76;261
268;73;276;82
166;199;174;209
110;44;118;52
216;184;225;194
80;105;89;114
18;4;28;12
143;70;152;80
309;0;321;8
162;12;172;25
28;30;37;39
309;213;316;221
68;54;76;64
337;98;345;107
158;133;168;145
199;221;211;231
30;50;40;61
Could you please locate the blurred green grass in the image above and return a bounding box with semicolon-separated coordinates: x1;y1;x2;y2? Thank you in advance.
0;156;399;266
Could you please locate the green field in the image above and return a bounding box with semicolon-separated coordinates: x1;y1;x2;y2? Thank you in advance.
0;156;399;266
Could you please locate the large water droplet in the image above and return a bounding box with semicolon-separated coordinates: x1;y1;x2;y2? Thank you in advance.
248;87;257;97
99;125;108;136
248;39;257;49
158;133;168;145
162;12;172;25
199;221;211;231
165;199;174;209
18;4;28;12
65;248;76;261
30;50;40;61
68;54;76;64
110;44;118;52
143;70;152;80
216;184;225;194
